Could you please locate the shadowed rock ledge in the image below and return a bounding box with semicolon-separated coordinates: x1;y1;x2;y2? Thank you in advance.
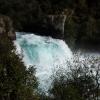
43;14;66;39
23;14;67;39
0;14;67;40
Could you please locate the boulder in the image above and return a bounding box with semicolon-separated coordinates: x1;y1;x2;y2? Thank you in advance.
0;15;16;40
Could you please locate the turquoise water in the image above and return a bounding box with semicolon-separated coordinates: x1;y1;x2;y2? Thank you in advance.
14;32;73;93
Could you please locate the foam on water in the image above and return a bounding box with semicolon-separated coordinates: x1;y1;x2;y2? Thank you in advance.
14;32;73;93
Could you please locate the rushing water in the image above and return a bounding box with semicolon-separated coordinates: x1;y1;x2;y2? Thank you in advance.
14;32;73;93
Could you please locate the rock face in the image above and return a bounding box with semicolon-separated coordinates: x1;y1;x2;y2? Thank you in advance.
0;15;66;40
24;14;67;39
45;15;66;39
0;15;15;40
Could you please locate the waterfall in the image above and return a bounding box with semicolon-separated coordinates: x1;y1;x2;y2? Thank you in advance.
14;32;73;94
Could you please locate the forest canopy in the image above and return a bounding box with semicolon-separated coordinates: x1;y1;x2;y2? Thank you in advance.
0;0;100;48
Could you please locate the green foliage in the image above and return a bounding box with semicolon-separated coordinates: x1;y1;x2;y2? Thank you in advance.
0;36;39;100
50;79;83;100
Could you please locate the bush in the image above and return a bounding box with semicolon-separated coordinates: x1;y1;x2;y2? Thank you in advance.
49;53;100;100
0;35;39;100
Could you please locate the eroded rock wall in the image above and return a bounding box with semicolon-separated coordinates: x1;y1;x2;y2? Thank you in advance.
0;15;15;40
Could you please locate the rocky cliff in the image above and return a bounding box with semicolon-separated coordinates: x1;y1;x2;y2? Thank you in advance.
0;14;66;40
0;15;15;40
23;14;67;39
43;15;66;39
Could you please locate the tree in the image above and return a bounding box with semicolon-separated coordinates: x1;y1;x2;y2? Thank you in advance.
0;35;39;100
49;53;100;100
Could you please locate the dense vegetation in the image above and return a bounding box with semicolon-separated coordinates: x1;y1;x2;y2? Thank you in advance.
44;54;100;100
0;0;100;48
0;34;39;100
0;0;100;100
0;33;100;100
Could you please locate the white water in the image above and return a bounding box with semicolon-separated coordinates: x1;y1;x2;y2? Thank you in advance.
14;32;73;93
